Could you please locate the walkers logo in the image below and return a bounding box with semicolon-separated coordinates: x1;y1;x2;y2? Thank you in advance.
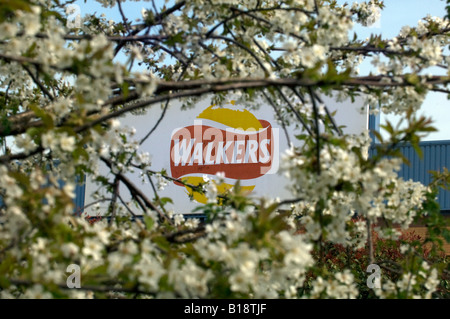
169;101;278;203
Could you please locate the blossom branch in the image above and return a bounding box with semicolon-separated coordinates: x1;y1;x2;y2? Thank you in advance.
100;156;173;225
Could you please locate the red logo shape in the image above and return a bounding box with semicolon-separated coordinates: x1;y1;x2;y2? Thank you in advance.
170;120;274;185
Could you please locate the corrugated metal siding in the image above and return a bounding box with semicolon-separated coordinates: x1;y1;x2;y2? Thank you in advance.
370;141;450;212
399;141;450;212
368;113;380;142
74;180;86;215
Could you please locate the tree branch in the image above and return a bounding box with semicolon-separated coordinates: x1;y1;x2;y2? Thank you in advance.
100;156;173;225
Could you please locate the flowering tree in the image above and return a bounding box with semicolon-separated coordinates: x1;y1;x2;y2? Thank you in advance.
0;0;449;299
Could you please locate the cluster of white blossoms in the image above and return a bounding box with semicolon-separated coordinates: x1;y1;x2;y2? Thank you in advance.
374;262;441;299
0;0;448;300
41;131;76;153
0;166;24;205
192;211;314;298
155;173;169;191
281;131;430;246
158;0;360;81
298;44;327;69
87;119;142;170
0;5;41;39
309;270;359;299
0;169;30;245
364;83;428;115
0;207;317;299
351;1;382;27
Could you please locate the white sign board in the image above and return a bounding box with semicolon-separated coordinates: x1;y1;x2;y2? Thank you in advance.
84;94;368;215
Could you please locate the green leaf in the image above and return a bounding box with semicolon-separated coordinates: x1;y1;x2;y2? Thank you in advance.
442;228;450;243
163;32;185;46
24;41;38;58
405;74;420;85
372;130;384;143
412;142;423;160
143;215;154;230
121;82;129;99
160;197;173;205
380;121;395;135
0;0;32;23
29;103;54;128
73;146;89;161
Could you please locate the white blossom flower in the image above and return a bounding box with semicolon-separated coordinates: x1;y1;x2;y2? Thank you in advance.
108;252;132;277
61;243;80;258
82;238;103;261
134;255;165;290
15;134;37;152
155;173;168;191
63;183;76;199
22;285;52;299
173;213;185;226
424;268;439;295
229;271;251;293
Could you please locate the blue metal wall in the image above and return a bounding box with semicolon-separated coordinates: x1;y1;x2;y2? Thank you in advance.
396;140;450;213
368;112;450;213
0;175;86;213
370;140;450;213
74;181;86;215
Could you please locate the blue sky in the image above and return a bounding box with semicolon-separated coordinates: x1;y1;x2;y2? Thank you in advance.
348;0;449;141
75;0;449;141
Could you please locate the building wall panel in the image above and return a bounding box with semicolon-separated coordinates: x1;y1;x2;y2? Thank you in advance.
372;140;450;213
